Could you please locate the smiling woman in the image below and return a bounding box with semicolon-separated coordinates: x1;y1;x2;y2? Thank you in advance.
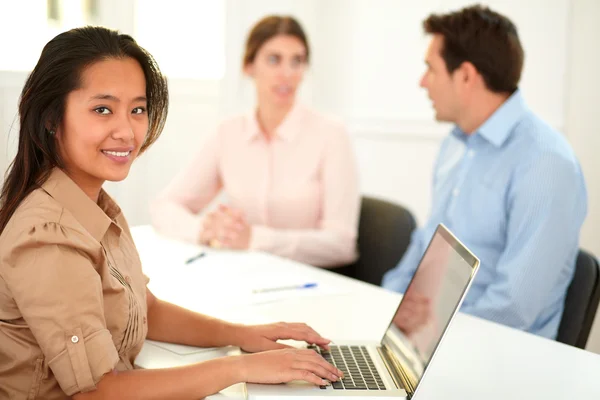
0;25;342;400
58;58;151;200
0;27;168;232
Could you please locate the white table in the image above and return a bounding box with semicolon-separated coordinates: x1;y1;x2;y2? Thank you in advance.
132;225;600;399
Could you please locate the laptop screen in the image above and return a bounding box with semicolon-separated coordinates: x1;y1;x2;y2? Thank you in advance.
382;224;479;392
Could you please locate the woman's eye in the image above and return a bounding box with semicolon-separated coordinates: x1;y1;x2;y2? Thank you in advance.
132;107;147;115
94;107;111;115
267;54;280;65
291;56;304;67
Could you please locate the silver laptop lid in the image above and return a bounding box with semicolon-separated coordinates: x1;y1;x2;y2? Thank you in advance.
379;223;479;397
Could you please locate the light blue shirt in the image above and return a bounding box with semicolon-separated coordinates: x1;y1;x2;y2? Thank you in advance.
382;90;587;339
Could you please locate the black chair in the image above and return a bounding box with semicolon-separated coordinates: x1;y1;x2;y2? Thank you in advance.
336;196;416;286
556;249;600;349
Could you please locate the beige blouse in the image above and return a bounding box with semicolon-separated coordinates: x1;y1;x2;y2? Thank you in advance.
0;168;148;399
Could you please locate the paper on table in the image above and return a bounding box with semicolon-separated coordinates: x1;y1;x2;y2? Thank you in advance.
145;340;219;355
134;340;247;399
135;340;239;369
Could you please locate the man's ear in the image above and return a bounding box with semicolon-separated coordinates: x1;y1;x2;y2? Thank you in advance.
459;61;480;88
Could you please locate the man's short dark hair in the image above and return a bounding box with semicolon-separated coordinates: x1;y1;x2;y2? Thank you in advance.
423;4;524;93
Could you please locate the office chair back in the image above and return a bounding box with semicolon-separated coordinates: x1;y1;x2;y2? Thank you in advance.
339;196;416;286
557;249;600;349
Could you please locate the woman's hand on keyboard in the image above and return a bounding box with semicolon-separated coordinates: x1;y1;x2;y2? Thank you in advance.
236;348;343;386
234;322;332;353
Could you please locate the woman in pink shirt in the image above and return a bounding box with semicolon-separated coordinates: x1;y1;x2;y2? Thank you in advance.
151;15;360;268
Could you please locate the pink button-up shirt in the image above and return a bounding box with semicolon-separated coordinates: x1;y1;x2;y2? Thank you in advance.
150;104;360;267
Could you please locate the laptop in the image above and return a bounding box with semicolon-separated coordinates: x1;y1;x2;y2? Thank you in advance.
246;223;480;399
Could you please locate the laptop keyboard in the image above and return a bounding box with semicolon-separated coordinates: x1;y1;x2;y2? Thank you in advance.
309;344;386;390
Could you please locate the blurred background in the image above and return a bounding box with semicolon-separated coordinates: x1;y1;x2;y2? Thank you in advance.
1;0;599;352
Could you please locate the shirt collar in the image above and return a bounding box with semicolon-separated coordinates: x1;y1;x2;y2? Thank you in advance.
452;89;529;147
477;89;529;147
244;102;306;142
41;168;122;241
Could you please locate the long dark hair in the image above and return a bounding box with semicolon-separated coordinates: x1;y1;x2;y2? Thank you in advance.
0;26;168;234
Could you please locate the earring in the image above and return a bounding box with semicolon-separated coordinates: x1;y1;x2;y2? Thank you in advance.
49;129;55;136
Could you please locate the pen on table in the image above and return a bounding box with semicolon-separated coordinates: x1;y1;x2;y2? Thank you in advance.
252;282;318;294
185;252;206;264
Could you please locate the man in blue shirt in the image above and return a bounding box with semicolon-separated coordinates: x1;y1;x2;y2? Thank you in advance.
383;5;587;339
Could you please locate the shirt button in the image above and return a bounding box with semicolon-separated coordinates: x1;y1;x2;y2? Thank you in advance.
125;276;132;284
71;335;79;344
453;188;460;197
143;316;147;324
468;150;475;158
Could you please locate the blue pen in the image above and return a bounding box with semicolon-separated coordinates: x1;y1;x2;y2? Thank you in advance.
185;252;206;264
252;283;317;294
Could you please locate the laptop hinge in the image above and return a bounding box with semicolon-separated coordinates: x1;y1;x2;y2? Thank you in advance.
378;345;416;398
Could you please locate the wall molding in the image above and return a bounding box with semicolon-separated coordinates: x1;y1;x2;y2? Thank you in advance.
348;118;449;140
347;117;565;141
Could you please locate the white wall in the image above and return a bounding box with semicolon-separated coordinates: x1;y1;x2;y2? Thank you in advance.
1;0;599;352
0;72;26;183
564;0;600;354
